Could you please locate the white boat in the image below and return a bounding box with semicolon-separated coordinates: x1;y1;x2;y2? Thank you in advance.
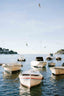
19;70;43;88
56;57;62;61
31;66;46;72
46;53;55;61
48;62;55;67
2;63;22;73
50;66;64;75
17;56;26;62
31;57;47;68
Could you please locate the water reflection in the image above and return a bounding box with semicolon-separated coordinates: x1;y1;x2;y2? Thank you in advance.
19;83;43;96
31;66;46;72
51;74;64;80
3;71;20;79
19;84;30;96
30;84;43;96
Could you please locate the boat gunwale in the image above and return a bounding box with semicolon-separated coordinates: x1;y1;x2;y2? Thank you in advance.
54;67;64;69
22;74;40;76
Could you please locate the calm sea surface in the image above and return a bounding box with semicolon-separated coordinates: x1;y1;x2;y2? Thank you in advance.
0;54;64;96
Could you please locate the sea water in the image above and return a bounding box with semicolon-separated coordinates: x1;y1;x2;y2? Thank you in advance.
0;54;64;96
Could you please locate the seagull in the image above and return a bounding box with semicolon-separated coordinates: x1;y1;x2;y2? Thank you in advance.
44;46;46;48
26;43;28;46
38;3;41;8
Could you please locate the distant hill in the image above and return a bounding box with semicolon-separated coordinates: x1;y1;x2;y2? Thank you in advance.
0;47;18;54
55;49;64;54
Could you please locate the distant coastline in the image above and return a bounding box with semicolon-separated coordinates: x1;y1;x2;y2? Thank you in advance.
55;49;64;54
0;47;17;54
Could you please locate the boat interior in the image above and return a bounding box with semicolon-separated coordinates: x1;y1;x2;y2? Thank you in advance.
36;57;43;61
22;74;39;76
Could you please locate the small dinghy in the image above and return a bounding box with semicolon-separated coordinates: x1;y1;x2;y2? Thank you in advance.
46;53;55;61
31;57;47;68
50;67;64;75
46;57;53;61
62;63;64;66
19;70;44;88
17;56;26;62
56;57;62;61
17;58;26;62
48;62;55;67
2;63;22;73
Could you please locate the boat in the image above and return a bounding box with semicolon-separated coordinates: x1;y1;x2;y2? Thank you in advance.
2;63;22;73
17;57;26;62
31;57;47;68
56;57;62;61
46;53;55;61
31;66;46;72
48;62;55;67
0;63;2;66
51;74;64;80
46;57;53;61
62;63;64;66
3;71;20;79
50;67;64;75
19;70;43;88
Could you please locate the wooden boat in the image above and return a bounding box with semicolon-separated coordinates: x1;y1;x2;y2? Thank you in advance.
19;70;43;88
48;62;55;67
2;63;22;73
50;67;64;75
31;57;47;68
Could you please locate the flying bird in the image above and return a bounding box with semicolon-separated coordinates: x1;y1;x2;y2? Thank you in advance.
44;46;46;48
38;3;41;8
26;43;28;46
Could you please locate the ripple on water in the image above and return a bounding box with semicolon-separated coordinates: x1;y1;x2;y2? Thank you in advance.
0;54;64;96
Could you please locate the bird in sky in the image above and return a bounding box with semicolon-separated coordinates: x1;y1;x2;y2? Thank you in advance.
38;3;41;8
26;43;28;46
44;46;46;48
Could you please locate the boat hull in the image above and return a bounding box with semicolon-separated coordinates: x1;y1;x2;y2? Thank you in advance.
50;67;64;75
48;63;55;67
31;61;47;68
19;75;43;88
2;64;21;73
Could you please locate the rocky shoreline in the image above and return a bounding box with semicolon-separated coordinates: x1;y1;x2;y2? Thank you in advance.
55;49;64;54
0;47;17;54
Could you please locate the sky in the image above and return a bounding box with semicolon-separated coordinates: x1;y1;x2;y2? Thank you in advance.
0;0;64;54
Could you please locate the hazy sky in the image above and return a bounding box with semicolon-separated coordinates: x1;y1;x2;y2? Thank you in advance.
0;0;64;54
